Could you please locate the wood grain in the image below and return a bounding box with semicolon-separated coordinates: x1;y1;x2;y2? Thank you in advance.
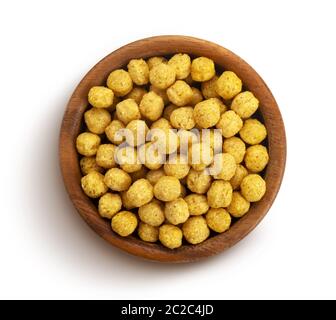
59;35;286;263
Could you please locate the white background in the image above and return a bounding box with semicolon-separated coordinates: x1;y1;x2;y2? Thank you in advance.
0;0;335;300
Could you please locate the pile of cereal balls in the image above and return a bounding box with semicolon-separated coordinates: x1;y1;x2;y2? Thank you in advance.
76;54;269;249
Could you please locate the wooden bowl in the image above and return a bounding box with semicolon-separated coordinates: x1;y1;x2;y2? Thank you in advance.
59;35;286;263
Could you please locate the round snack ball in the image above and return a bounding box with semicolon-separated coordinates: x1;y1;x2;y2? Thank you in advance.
149;63;176;89
167;80;193;106
191;57;215;82
120;191;135;210
201;76;220;99
138;222;159;243
80;156;104;175
151;118;172;130
104;168;132;191
168;53;191;79
154;176;181;202
146;168;165;185
170;106;195;130
127;58;149;85
184;194;209;216
190;87;203;105
231;91;259;119
216;110;243;138
138;142;165;170
206;208;231;233
188;142;214;171
207;180;233;208
159;224;183;249
126;178;154;207
164;198;189;225
139;91;164;121
216;71;242;100
96;144;116;169
98;193;122;219
223;137;246;163
240;174;266;202
138;199;165;227
227;191;250;218
111;211;137;237
107;69;133;97
244;145;269;173
116;99;141;125
230;164;248;190
105;120;125;145
183;216;210;244
84;107;111;134
186;168;212;194
239;119;267;145
150;85;170;105
125;87;147;104
177;130;199;153
130;166;148;182
211;153;237;180
125;120;149;146
163;104;179;120
194;99;221;128
81;171;108;198
115;146;142;173
164;154;190;179
147;56;167;70
76;132;101;156
88;86;114;108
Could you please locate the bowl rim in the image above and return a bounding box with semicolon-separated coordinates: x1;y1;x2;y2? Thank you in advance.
59;35;286;263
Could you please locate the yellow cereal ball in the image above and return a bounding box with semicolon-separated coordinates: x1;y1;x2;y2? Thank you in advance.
127;59;149;85
201;76;220;99
96;144;116;169
84;107;111;134
212;97;227;114
239;119;267;145
230;164;248;190
216;110;243;138
227;191;250;217
147;56;167;70
188;142;214;171
115;146;142;173
191;57;215;82
184;194;209;216
125;120;149;146
80;156;104;175
164;154;190;179
151;118;172;130
186;168;212;194
146;168;165;185
159;224;183;249
183;216;210;244
81;171;108;198
207;180;233;208
177;130;199;153
244;145;269;173
88;86;114;108
223;137;246;163
139;91;164;121
76;132;101;156
216;71;242;100
111;211;137;237
154;176;181;202
98;193;122;219
163;104;179;120
149;63;176;89
126;178;154;207
138;199;165;226
120;191;135;210
168;53;191;79
125;87;147;104
211;153;237;180
138;222;159;243
170;106;195;130
240;174;266;202
104;168;132;191
116;99;141;125
231;91;259;119
164;198;189;225
206;208;231;233
190;87;203;105
107;69;133;97
150;85;170;105
200;129;223;153
129;166;148;182
138;142;165;170
105;120;125;145
194;99;221;128
167;80;193;106
150;128;179;154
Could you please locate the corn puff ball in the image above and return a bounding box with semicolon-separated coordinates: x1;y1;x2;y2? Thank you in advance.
139;91;164;121
138;222;159;242
186;168;212;194
227;191;250;218
81;171;108;198
88;86;114;108
239;119;267;145
164;198;190;225
126;178;154;207
216;110;243;138
98;193;122;219
159;224;183;249
154;176;181;202
191;57;215;82
184;194;209;216
84;107;111;134
207;180;233;208
127;59;149;85
149;63;176;89
240;174;266;202
138;199;165;227
111;211;138;237
168;53;191;79
231;91;259;119
194;99;221;128
216;71;242;100
167;80;193;106
183;216;210;244
107;69;133;96
104;168;132;191
223;137;246;163
206;208;231;233
76;132;101;156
